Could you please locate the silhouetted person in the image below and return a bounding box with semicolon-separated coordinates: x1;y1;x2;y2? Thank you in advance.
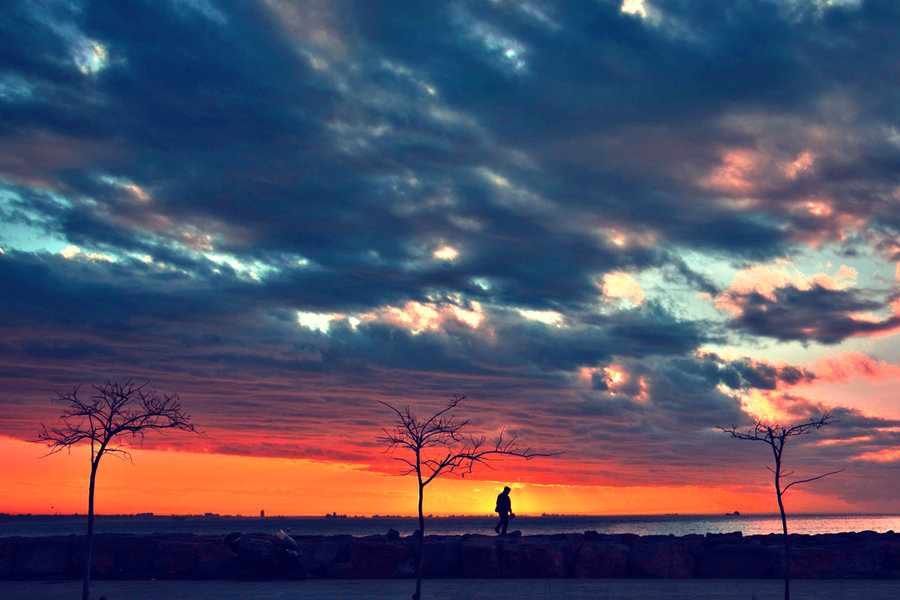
494;486;515;535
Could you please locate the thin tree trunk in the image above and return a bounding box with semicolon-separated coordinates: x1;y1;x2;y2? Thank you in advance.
773;444;790;600
82;461;98;600
777;488;790;600
414;481;425;600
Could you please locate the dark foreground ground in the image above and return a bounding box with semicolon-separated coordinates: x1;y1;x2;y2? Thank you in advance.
5;530;900;580
2;578;899;599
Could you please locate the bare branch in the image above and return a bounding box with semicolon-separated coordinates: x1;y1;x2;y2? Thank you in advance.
36;379;197;600
782;469;845;493
379;397;559;486
38;380;196;461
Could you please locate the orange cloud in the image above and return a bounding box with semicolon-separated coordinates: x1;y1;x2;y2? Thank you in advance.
738;389;827;424
714;262;857;316
853;448;900;464
370;299;485;333
604;366;626;386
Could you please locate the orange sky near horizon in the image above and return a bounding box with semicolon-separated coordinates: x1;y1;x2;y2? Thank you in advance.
0;436;855;518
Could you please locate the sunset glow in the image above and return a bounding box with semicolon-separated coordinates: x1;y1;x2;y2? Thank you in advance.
0;436;833;517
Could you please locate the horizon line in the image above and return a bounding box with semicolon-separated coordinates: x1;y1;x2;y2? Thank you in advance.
5;511;898;519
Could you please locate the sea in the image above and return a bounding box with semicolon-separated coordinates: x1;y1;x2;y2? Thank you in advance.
2;513;899;539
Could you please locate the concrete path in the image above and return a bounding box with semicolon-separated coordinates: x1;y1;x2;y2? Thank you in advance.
2;579;899;600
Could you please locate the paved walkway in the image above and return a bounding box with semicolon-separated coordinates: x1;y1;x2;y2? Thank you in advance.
2;579;899;599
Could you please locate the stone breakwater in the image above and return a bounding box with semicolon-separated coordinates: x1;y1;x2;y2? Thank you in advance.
3;530;900;580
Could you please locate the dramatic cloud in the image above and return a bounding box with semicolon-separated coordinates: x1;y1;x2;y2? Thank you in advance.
3;0;900;513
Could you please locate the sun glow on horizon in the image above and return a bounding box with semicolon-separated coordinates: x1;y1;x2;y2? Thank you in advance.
0;436;842;518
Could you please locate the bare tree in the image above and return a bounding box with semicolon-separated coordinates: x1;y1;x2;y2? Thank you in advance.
720;414;841;600
379;396;554;600
38;380;196;600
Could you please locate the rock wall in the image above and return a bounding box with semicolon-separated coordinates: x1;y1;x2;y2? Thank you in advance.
2;530;900;580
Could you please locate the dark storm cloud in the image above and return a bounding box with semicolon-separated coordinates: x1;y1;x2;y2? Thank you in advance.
3;0;898;277
694;352;818;391
729;285;900;344
3;0;900;505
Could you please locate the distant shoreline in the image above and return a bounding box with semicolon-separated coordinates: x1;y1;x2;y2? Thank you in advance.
4;512;899;539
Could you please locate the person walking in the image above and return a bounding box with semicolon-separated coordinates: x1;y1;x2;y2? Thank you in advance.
494;486;515;535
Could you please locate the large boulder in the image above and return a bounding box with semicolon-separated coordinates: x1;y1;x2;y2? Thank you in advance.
342;540;412;578
695;542;777;578
195;537;235;579
422;537;461;577
116;535;159;578
151;536;202;578
885;540;900;574
295;537;352;578
14;535;76;579
499;539;567;578
460;536;499;578
82;535;119;578
787;541;887;579
224;533;304;579
626;538;696;578
0;538;16;579
573;542;629;578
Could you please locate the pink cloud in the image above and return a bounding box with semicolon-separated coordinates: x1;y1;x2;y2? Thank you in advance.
701;147;766;195
813;352;900;383
714;262;857;317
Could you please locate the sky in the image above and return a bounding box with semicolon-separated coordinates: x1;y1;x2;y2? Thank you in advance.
2;0;900;518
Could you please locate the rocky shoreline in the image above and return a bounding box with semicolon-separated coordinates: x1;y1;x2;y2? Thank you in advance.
3;529;900;580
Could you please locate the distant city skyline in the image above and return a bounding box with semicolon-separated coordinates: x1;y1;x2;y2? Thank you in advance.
2;0;900;517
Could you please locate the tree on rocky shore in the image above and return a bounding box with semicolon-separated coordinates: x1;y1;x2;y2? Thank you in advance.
379;396;554;600
38;380;196;600
720;413;841;600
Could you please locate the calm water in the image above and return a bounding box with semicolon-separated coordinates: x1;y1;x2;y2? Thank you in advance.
2;513;899;538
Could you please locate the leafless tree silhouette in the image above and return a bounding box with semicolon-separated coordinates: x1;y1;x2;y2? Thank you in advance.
38;380;196;600
720;413;841;600
379;396;554;600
